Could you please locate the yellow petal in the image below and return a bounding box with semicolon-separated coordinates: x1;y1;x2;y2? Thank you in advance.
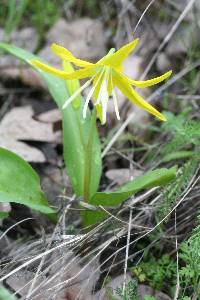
51;43;93;68
113;70;167;121
100;38;139;68
127;70;172;88
31;59;71;77
63;60;81;109
31;59;94;79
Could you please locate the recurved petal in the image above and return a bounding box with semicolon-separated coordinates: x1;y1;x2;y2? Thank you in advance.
51;43;94;68
31;59;71;78
113;70;167;121
31;59;94;79
127;70;172;88
101;38;139;68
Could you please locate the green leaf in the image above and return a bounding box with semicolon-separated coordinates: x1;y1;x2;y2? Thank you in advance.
90;167;177;206
162;151;194;162
0;285;17;300
84;167;177;226
0;147;53;214
0;43;102;199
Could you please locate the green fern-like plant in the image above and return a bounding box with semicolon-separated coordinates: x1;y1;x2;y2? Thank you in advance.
157;156;199;220
156;111;200;220
179;216;200;298
161;112;200;156
115;280;140;300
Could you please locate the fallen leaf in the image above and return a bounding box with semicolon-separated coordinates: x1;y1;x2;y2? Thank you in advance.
0;106;60;162
0;27;41;86
45;18;106;61
0;19;106;88
36;108;61;124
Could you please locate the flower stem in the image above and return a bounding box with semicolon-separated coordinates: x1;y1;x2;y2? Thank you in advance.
83;111;96;203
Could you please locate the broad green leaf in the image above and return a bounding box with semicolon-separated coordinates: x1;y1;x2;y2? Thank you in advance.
83;167;177;226
0;285;17;300
0;147;53;213
162;151;194;162
0;43;102;199
90;167;177;206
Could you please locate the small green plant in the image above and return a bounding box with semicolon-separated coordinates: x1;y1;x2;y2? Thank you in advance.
115;280;140;300
156;111;200;220
131;255;176;290
157;156;199;220
109;280;156;300
179;216;200;298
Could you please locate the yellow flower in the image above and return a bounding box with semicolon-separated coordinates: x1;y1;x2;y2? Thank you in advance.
31;39;172;124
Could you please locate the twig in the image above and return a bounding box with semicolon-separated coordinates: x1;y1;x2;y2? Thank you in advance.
174;209;180;300
122;207;132;295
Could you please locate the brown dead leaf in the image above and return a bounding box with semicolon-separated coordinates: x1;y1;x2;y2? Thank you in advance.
37;18;107;87
0;106;60;162
0;27;41;86
0;19;106;87
36;108;61;123
44;18;106;61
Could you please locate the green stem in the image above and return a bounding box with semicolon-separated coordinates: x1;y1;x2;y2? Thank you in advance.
83;111;96;203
